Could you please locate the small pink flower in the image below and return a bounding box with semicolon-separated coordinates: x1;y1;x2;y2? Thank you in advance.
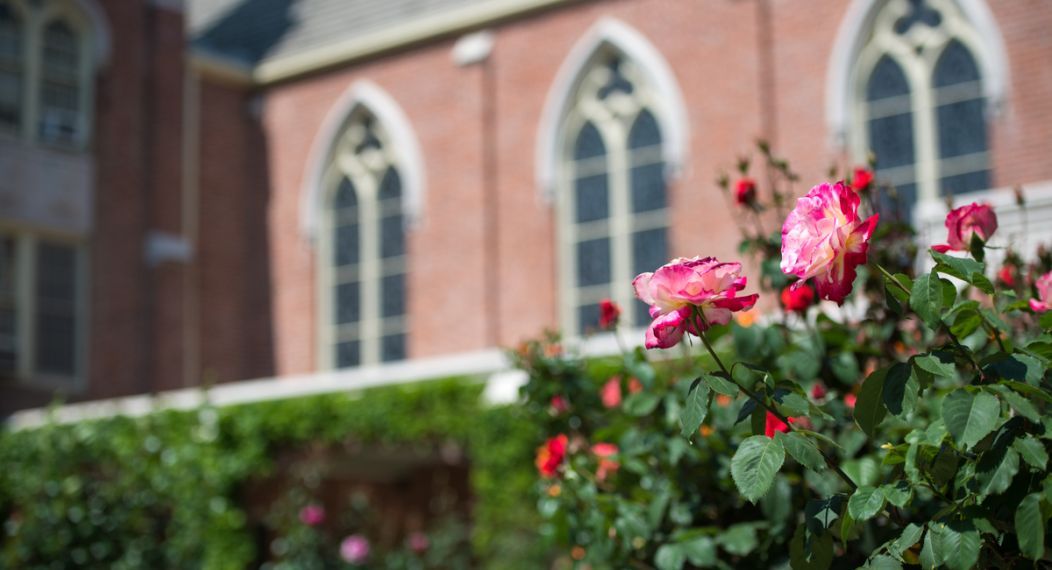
550;395;569;415
591;443;620;482
780;283;814;313
735;178;757;207
299;504;325;526
781;181;879;305
851;168;874;193
340;534;370;564
408;531;429;553
598;299;621;330
764;411;795;438
633;257;759;349
1030;271;1052;313
844;393;857;409
932;203;997;253
601;378;622;408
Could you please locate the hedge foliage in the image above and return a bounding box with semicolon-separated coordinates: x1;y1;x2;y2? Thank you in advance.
0;378;545;568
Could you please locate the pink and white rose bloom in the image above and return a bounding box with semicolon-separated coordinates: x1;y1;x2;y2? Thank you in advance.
932;202;997;253
298;504;325;526
1030;271;1052;313
780;181;879;305
340;534;370;564
633;257;758;349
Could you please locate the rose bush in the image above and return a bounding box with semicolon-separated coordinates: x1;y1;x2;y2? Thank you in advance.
518;143;1052;569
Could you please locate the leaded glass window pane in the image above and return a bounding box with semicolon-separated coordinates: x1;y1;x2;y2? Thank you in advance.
630;162;665;213
0;5;21;129
574;173;608;223
335;281;360;325
39;20;80;145
336;341;360;368
381;273;405;318
632;228;667;278
866;56;910;102
936;98;987;158
381;334;405;362
576;237;611;288
628;110;661;150
941;171;989;196
577;303;601;335
0;234;16;374
868;113;916;169
35;241;76;376
574;122;605;161
933;40;980;87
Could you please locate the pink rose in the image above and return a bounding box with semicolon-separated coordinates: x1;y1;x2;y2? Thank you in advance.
591;443;620;482
735;178;757;207
780;182;879;305
298;504;325;526
633;257;759;349
340;534;370;564
1030;271;1052;313
844;393;857;409
408;531;429;553
932;203;997;253
598;298;621;329
601;378;622;408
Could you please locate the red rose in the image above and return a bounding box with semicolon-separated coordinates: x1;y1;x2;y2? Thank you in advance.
851;168;874;193
810;382;827;400
601;378;622;408
535;434;568;478
844;393;857;409
998;265;1016;288
598;298;621;330
735;178;757;207
550;395;569;415
780;283;815;313
764;411;795;438
591;443;619;482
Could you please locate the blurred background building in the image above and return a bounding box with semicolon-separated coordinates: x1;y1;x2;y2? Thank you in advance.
3;0;1052;416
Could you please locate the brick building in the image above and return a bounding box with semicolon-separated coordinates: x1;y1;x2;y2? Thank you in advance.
4;0;1052;416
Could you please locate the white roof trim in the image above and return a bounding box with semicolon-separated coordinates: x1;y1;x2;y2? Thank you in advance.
826;0;1010;148
300;80;426;241
535;17;689;202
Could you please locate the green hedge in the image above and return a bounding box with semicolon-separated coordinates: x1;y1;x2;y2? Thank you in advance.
0;378;545;568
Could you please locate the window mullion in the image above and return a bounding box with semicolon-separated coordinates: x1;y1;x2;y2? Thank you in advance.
608;122;632;321
360;178;381;365
911;65;939;208
16;234;34;377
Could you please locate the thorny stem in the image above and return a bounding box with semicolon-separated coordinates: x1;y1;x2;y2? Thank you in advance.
875;263;910;296
691;309;858;491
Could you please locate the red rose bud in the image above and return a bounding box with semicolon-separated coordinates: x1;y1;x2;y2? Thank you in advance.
550;395;569;415
535;434;568;478
998;265;1016;288
844;393;857;409
598;298;621;330
851;167;874;193
780;283;815;313
810;382;827;400
734;178;757;207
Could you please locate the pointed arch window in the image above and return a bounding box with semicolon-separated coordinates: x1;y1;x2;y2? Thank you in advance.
559;51;669;334
0;2;23;129
853;0;992;218
322;112;408;368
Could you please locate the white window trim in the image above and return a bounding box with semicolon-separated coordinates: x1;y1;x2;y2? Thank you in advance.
827;0;1009;148
0;0;106;149
1;222;89;392
536;17;689;204
300;80;425;241
316;109;409;370
844;0;996;212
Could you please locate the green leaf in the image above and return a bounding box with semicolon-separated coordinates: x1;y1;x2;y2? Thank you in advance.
882;362;917;416
855;367;888;437
655;544;685;570
624;392;661;417
701;372;739;396
942;389;1000;449
913;353;956;379
989;385;1041;422
717;523;758;556
731;435;785;503
881;480;913;508
890;523;924;556
1014;436;1049;470
931;250;993;293
936;522;981;570
865;555;903;570
920;525;944;569
677;536;716;566
910;273;950;330
777;392;812;416
1016;492;1045;561
848;486;886;521
789;524;834;570
776;431;826;471
950;307;983;338
680;381;711;438
977;447;1020;498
